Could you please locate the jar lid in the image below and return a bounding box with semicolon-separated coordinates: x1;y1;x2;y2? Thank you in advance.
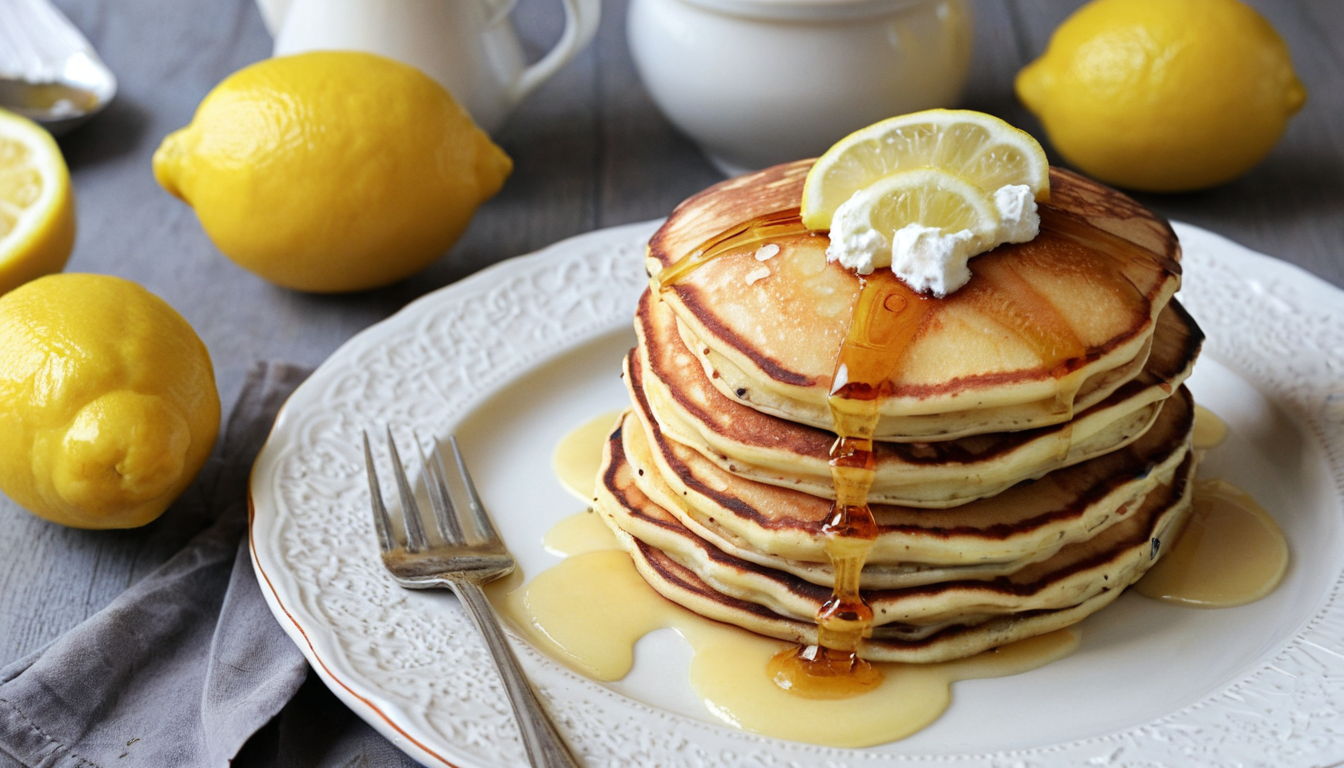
676;0;941;21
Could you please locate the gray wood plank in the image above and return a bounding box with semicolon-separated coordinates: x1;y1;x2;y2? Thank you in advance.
592;0;723;226
1302;0;1344;70
961;0;1037;132
0;0;619;669
0;0;277;665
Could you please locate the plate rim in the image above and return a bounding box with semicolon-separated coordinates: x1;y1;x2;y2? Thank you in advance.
248;218;1344;767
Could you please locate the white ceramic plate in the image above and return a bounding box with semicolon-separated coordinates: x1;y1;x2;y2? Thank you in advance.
249;220;1344;768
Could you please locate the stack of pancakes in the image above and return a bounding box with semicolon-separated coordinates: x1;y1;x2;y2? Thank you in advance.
594;161;1203;663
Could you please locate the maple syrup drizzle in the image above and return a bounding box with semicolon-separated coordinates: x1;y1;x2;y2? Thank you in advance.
498;533;1081;748
517;406;1286;745
1038;206;1179;279
650;208;813;293
963;256;1087;369
773;270;935;694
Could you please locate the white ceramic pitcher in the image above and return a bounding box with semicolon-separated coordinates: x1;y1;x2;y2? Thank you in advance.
258;0;600;133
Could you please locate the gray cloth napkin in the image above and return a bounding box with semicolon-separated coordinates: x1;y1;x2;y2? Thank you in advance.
0;363;418;768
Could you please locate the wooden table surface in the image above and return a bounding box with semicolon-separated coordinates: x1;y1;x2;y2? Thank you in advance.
2;0;1341;759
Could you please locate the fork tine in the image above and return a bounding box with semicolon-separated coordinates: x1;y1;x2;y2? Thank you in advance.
447;435;501;544
416;431;466;546
386;427;430;553
362;430;397;553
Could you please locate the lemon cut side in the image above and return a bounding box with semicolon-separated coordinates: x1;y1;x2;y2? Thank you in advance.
0;109;75;295
802;109;1049;231
840;169;999;244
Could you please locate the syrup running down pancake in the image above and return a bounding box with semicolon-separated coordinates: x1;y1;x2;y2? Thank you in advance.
623;356;1196;583
633;288;1202;507
595;417;1197;663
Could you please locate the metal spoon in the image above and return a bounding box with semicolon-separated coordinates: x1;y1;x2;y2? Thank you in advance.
0;0;116;135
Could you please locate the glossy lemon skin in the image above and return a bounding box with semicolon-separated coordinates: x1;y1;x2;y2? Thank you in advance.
153;51;512;293
1016;0;1306;193
0;109;76;296
0;274;221;529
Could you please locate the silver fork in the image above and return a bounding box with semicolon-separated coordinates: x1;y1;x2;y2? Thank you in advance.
363;429;581;767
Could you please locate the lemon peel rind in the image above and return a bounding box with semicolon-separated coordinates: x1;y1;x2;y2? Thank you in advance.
0;273;221;529
150;51;512;293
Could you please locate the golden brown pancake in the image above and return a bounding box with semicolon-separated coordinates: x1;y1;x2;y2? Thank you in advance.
620;381;1194;581
634;288;1202;507
595;418;1196;663
646;163;1183;440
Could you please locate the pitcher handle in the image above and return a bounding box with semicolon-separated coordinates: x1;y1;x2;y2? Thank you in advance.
504;0;601;104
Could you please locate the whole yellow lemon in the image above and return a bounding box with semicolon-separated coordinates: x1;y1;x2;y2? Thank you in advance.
153;51;512;292
1015;0;1306;192
0;274;220;529
0;108;76;296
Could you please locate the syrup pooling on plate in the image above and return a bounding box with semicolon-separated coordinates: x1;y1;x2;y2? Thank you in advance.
498;505;1080;747
553;411;624;502
1134;479;1288;606
512;396;1286;746
1133;398;1287;608
1191;405;1228;450
548;412;634;557
1133;408;1288;606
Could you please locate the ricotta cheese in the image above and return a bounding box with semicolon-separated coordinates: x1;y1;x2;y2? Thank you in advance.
826;183;1040;297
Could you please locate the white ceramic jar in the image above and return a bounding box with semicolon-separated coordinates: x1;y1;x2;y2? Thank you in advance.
628;0;972;175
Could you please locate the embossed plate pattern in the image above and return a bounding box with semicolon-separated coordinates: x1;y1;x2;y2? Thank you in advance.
249;220;1344;768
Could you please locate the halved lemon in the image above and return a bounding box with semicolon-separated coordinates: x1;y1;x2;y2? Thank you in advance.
802;109;1049;231
0;109;75;296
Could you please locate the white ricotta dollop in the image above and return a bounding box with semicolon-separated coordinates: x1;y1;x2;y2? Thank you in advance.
825;183;1041;297
992;184;1040;245
825;193;891;276
889;225;979;296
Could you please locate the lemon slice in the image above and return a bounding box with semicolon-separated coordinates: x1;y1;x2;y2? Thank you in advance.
835;168;998;247
802;109;1049;230
0;109;75;295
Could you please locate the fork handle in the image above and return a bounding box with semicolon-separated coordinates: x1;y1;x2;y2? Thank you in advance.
450;580;583;767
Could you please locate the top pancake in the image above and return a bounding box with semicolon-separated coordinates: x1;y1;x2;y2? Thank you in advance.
647;162;1182;440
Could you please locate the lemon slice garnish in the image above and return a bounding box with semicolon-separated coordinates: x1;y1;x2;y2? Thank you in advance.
0;109;75;295
802;109;1049;231
840;168;999;243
